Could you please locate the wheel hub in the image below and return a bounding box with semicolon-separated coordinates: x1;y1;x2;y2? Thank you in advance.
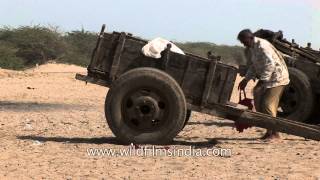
134;96;160;120
122;89;168;132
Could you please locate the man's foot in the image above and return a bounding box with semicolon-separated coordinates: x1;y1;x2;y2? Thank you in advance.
260;131;281;141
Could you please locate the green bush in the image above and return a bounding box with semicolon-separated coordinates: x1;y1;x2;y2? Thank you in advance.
0;42;24;70
60;51;90;67
0;26;67;66
60;29;97;66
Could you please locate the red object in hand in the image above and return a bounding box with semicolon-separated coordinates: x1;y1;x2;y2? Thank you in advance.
235;90;253;132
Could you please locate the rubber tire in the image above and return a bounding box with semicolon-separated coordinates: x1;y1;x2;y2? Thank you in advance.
255;67;314;122
279;67;315;122
105;67;187;144
182;109;192;128
309;95;320;124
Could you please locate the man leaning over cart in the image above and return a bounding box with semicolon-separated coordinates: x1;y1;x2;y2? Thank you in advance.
237;29;290;140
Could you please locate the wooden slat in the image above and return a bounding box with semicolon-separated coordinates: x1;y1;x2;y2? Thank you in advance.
201;60;217;107
273;40;320;63
161;44;172;70
109;32;126;80
180;58;191;90
88;24;106;70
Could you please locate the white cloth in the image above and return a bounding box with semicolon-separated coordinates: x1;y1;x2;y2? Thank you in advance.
245;37;290;88
142;37;185;59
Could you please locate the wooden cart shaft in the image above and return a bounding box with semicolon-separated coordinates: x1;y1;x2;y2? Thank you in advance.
190;103;320;141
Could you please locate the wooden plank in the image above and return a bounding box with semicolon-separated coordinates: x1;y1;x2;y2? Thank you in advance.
219;105;320;141
109;32;126;80
75;74;110;87
219;68;237;104
161;44;172;70
180;58;191;90
189;103;320;141
273;40;320;63
102;34;120;72
201;60;217;107
88;24;106;70
217;69;230;103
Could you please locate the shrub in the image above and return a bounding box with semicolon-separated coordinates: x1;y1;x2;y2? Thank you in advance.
61;29;97;66
0;42;24;70
0;26;67;66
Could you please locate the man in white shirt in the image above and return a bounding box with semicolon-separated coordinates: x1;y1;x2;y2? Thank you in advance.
237;29;290;140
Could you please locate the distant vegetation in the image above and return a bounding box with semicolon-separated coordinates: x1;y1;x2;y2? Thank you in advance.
177;42;245;65
0;25;245;70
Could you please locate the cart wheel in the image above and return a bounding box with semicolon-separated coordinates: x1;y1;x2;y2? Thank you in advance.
105;67;187;144
254;68;314;122
309;95;320;124
182;110;192;128
277;68;314;122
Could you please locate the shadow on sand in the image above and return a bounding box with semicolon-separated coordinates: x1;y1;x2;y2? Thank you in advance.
0;101;90;112
187;120;235;127
17;135;224;148
17;135;123;145
17;134;265;147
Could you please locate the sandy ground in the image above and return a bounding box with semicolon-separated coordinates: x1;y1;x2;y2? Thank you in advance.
0;63;319;179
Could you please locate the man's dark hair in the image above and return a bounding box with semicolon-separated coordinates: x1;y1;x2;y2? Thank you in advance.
237;29;254;41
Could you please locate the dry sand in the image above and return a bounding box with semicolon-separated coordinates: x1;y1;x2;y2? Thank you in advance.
0;63;319;179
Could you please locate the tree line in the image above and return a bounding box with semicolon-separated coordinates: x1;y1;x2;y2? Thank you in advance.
0;25;245;70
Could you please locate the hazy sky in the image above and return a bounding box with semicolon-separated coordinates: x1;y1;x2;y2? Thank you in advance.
1;0;319;48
